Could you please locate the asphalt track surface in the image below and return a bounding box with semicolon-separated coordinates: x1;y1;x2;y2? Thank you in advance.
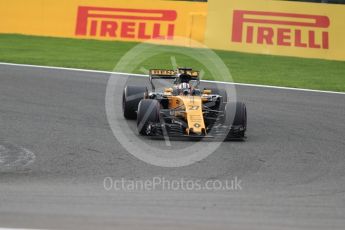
1;64;345;230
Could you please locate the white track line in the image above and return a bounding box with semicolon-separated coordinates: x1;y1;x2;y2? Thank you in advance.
1;62;344;95
0;228;44;230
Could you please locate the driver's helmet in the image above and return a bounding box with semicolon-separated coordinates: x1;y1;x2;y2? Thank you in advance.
177;82;191;95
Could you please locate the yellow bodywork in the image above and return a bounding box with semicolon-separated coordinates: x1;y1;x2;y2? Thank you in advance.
164;88;208;135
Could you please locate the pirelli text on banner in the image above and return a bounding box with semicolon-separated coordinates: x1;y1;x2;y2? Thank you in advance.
205;0;345;60
232;10;330;49
0;0;207;43
75;6;177;40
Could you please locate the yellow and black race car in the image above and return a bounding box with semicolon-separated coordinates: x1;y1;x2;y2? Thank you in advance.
122;68;247;140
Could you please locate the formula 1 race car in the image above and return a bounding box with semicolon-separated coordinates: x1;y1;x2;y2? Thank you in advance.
122;68;247;140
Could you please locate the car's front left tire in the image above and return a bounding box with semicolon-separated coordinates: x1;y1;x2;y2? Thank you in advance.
224;101;247;139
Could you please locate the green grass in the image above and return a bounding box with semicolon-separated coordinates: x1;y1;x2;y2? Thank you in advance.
1;34;345;92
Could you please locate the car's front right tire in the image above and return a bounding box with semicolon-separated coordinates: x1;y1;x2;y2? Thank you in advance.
137;99;161;135
122;85;147;119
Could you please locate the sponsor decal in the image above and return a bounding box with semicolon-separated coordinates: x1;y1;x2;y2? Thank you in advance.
232;10;330;49
75;6;177;40
150;69;199;76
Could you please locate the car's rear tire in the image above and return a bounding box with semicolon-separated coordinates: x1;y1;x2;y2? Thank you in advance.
224;102;247;138
122;86;147;119
205;87;228;103
204;87;228;111
137;99;161;135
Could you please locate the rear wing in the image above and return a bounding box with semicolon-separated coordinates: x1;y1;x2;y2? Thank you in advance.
149;69;177;78
149;69;199;77
149;69;199;91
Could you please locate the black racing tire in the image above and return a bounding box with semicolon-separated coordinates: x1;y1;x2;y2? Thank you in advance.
224;102;247;138
204;87;228;111
137;99;161;135
122;86;147;119
204;87;228;103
